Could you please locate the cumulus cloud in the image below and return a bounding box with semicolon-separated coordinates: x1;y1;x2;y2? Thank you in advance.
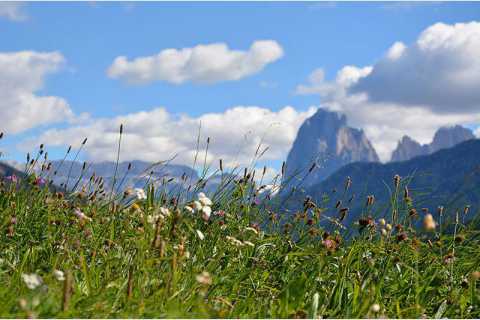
351;22;480;113
24;105;316;167
107;40;284;85
0;2;27;21
0;51;75;134
296;21;480;162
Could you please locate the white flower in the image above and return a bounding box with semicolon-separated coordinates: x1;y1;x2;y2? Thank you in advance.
196;229;205;241
159;207;171;217
135;188;147;200
74;208;92;221
193;201;203;211
184;205;194;213
53;269;65;281
370;303;381;313
196;271;212;285
198;193;213;206
147;214;164;225
201;206;212;220
22;273;43;289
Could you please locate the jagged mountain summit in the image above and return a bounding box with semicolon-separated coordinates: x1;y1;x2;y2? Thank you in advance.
391;125;475;162
283;108;379;189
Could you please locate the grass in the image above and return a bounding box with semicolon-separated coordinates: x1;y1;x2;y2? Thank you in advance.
0;132;480;318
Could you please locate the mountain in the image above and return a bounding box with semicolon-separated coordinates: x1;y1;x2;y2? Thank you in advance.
290;139;480;228
47;160;199;193
0;161;24;178
391;125;475;162
283;109;379;189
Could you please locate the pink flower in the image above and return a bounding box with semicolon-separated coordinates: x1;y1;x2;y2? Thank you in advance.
34;177;46;186
214;210;226;217
5;174;17;183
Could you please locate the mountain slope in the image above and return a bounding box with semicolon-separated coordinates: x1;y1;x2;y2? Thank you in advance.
283;109;379;189
286;139;480;227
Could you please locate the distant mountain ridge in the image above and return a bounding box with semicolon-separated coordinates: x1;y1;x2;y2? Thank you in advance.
283;109;379;189
291;139;480;228
391;125;475;162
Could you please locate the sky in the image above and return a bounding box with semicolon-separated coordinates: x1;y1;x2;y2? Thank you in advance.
1;1;480;175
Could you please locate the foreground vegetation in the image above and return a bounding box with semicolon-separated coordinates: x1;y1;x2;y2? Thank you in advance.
0;169;479;318
0;130;479;318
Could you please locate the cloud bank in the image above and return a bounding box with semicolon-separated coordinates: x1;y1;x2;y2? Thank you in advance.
26;106;316;168
0;51;74;134
107;40;284;85
0;2;27;21
297;21;480;161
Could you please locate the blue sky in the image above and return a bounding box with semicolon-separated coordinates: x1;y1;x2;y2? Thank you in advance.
1;1;480;171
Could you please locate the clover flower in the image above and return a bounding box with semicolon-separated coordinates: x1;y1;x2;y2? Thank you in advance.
159;207;171;217
53;269;65;281
22;273;43;290
190;193;213;221
134;188;147;200
196;271;212;285
370;303;380;313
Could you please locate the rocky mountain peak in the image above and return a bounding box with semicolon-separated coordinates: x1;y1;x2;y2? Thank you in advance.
391;125;475;162
283;108;379;189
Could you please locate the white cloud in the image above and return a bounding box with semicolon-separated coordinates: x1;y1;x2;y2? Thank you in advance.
23;105;316;168
296;21;480;162
351;22;480;113
298;65;480;162
107;40;284;85
0;2;27;21
0;51;75;134
475;127;480;138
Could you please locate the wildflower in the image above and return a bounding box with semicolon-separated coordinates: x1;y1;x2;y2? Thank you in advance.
159;207;171;217
147;214;164;225
370;303;381;313
423;213;436;231
184;205;194;214
74;208;92;221
196;229;205;241
196;271;212;285
22;273;43;290
396;232;408;242
193;201;203;211
378;218;386;226
198;192;213;206
34;177;46;186
380;229;387;236
322;238;337;252
134;188;147;200
201;206;211;221
443;253;454;265
214;210;226;217
5;174;17;183
471;271;480;281
53;269;65;281
386;224;392;231
131;203;142;212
